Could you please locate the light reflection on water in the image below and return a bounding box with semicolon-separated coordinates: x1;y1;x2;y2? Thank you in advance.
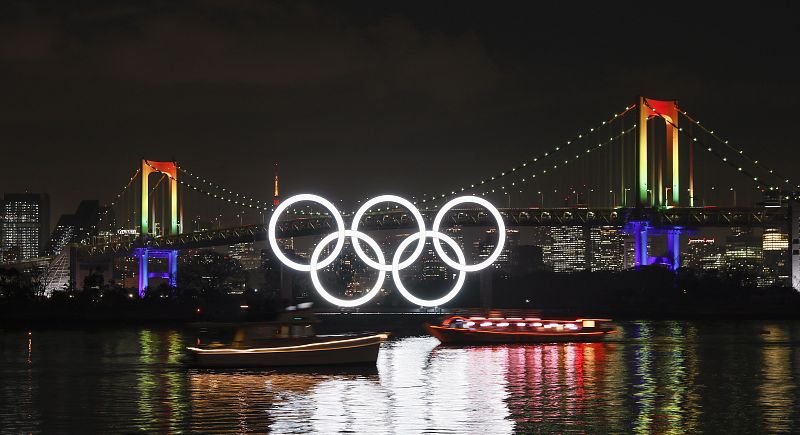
1;321;799;433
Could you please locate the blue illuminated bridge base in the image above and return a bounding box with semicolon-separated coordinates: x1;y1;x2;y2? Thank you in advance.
623;222;692;271
134;248;178;298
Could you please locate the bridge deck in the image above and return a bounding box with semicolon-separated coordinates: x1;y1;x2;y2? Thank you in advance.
77;206;788;256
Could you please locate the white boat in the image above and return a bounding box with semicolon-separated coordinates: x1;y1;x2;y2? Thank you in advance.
186;309;389;368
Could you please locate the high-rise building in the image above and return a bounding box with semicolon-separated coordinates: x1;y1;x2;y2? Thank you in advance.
473;228;519;275
318;236;371;298
97;206;116;236
724;228;762;282
623;237;636;269
47;200;100;256
589;226;625;271
1;193;50;261
113;256;139;289
683;238;724;274
228;242;262;270
761;228;789;287
529;227;552;266
549;226;586;273
418;226;464;281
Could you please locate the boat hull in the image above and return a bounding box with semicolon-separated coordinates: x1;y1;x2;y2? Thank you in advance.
187;333;388;368
427;325;613;344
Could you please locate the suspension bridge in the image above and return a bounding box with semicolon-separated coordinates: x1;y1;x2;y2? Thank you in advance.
36;96;800;297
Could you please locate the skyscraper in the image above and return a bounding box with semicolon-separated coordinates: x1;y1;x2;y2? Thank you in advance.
589;226;626;271
1;193;50;261
549;226;586;273
724;228;762;283
761;227;789;287
683;237;724;274
473;228;519;275
47;200;100;256
420;226;465;281
228;242;262;270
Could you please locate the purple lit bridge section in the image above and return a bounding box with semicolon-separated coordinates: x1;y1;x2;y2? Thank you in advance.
623;221;694;271
134;248;178;297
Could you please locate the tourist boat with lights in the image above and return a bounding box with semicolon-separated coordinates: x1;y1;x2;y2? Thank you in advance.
186;307;389;368
426;316;616;344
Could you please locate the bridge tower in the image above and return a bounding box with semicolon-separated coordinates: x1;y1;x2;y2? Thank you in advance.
629;97;690;269
637;97;683;208
137;159;181;297
141;160;179;235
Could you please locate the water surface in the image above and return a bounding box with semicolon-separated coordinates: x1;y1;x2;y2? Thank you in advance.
1;321;799;433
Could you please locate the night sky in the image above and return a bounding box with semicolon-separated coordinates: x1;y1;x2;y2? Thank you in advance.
2;1;799;225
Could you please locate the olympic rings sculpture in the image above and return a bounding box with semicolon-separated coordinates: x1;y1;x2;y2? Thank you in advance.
268;194;505;307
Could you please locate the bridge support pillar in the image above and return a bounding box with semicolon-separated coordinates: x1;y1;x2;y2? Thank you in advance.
626;221;650;268
666;228;683;271
137;249;148;298
135;248;178;297
168;250;178;288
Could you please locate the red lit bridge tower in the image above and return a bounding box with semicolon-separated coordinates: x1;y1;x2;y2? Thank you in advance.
624;97;693;270
136;159;181;297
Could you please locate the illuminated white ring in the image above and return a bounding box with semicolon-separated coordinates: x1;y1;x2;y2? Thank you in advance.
310;230;386;307
431;195;505;272
391;231;466;307
351;194;427;272
268;194;345;272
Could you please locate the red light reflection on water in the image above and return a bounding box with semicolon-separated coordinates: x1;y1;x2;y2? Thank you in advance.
499;343;607;429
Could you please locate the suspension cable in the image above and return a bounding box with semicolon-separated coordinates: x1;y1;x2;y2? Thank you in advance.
641;99;771;194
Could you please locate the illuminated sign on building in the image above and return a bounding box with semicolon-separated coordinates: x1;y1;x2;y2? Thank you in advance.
268;194;506;307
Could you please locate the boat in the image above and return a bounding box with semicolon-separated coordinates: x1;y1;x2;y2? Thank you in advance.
426;315;616;344
186;307;389;368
